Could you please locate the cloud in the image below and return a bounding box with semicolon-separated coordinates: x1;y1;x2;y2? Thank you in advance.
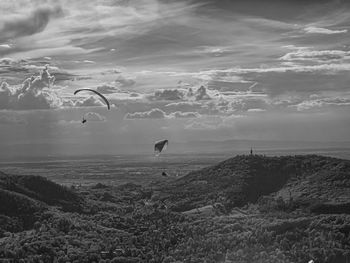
247;108;266;112
294;97;350;111
304;26;347;35
0;66;64;110
280;49;350;63
125;108;167;119
151;89;185;101
194;85;211;101
96;84;120;94
125;108;200;119
115;74;136;88
164;101;202;112
169;111;200;118
74;96;105;108
0;65;99;111
0;57;15;65
194;45;236;57
0;6;64;40
0;44;11;49
84;112;106;122
229;98;270;112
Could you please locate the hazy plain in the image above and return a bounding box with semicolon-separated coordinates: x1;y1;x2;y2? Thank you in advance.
0;148;349;187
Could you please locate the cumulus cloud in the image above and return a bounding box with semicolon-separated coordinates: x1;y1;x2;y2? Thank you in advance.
125;108;200;119
125;108;166;119
151;89;185;101
74;96;105;108
194;85;211;101
187;87;194;97
0;66;64;110
304;26;347;35
0;65;97;110
0;6;64;40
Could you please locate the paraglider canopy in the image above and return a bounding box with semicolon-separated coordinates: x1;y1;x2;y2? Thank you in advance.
74;89;111;110
154;139;168;156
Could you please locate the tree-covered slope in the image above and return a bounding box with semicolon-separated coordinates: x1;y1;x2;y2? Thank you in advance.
157;155;350;212
0;172;83;212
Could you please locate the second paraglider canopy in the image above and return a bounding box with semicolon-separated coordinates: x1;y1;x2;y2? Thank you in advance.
154;139;168;156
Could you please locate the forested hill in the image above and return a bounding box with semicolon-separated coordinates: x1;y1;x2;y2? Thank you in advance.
1;155;350;262
157;155;350;212
0;172;84;215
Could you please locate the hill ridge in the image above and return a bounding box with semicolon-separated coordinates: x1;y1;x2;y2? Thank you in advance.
157;154;350;212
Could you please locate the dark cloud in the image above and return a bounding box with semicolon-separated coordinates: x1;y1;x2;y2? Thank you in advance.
130;93;140;97
194;85;211;101
0;6;63;41
151;89;185;101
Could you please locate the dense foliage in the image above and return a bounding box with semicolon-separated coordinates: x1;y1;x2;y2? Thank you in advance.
158;155;350;212
0;155;349;262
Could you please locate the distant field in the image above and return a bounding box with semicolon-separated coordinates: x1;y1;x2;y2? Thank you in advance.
0;153;229;186
0;148;349;186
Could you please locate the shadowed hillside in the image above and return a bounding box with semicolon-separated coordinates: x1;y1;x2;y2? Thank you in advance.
0;172;83;212
156;155;350;212
0;172;85;233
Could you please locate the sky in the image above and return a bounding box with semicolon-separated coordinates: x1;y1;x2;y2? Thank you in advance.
1;0;350;157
